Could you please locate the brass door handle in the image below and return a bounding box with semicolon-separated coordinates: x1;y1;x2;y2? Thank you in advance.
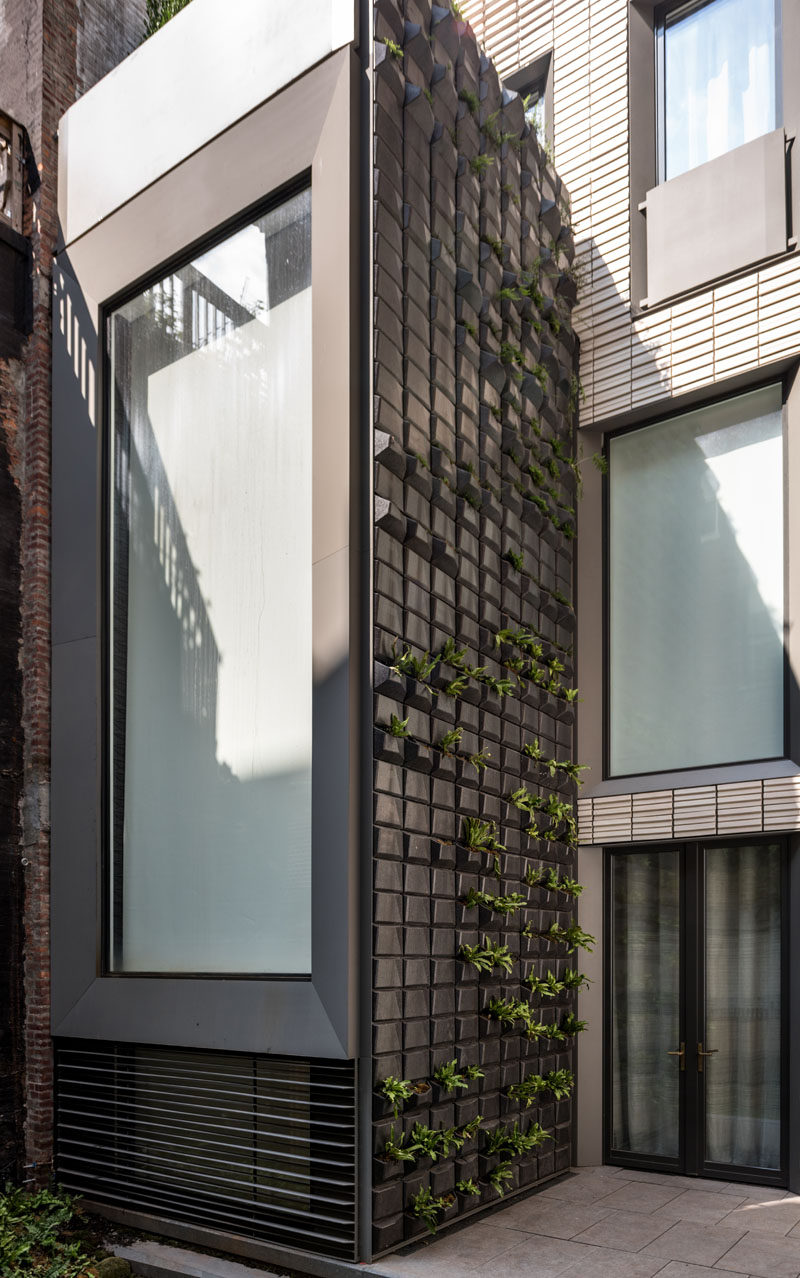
667;1042;685;1071
697;1043;718;1073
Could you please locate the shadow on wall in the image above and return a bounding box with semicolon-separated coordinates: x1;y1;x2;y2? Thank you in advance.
572;237;793;781
573;235;671;423
53;241;315;978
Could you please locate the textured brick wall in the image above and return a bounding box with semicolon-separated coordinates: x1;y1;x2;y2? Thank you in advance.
0;0;146;1184
371;0;583;1254
0;391;24;1182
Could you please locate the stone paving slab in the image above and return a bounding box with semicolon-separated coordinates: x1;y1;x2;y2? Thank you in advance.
364;1167;792;1278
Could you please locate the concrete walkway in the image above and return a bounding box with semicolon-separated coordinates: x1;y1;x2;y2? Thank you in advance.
365;1165;800;1278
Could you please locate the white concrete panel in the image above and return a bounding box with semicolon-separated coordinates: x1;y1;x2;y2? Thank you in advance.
58;0;355;246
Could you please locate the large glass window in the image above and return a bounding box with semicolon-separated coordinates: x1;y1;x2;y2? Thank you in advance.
608;384;784;777
659;0;780;181
108;185;312;974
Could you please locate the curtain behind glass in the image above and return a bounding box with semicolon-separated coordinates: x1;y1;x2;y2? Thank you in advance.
609;385;783;776
705;845;782;1169
665;0;777;180
611;850;681;1158
109;187;312;974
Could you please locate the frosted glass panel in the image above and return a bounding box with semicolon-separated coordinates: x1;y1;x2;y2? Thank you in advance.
609;385;783;776
109;188;312;973
664;0;777;180
611;850;681;1159
705;844;781;1169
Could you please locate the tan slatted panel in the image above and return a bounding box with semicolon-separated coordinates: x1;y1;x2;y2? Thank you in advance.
461;0;800;428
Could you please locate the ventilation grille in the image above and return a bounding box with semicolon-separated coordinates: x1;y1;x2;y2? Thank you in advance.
55;1041;357;1260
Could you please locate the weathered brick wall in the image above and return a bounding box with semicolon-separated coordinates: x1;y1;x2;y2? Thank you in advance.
371;0;583;1254
0;0;146;1184
0;402;24;1182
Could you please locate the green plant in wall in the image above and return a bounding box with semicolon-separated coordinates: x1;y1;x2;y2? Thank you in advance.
378;1075;415;1118
458;87;479;115
486;1121;552;1158
469;748;492;774
557;874;584;897
384;37;403;59
460;939;514;974
461;817;505;855
409;1186;454;1235
387;714;410;738
525;969;564;999
508;785;543;817
563;967;591;991
382;1126;417;1164
437;1125;467;1156
531;921;595;953
546;1068;576;1100
487;1161;514;1196
437;726;463;755
509;1071;576;1107
434;1060;484;1092
486;996;533;1030
410;1122;443;1162
504;548;524;572
445;672;469;697
470;154;495;176
441;637;467;667
392;645;441;684
508;1073;549;1107
560;1011;588;1036
456;1178;481;1197
464;888;527;916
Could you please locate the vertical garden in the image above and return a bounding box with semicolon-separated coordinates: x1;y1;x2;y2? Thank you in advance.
371;0;589;1253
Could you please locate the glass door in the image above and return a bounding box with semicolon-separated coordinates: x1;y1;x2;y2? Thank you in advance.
701;844;783;1177
607;841;786;1184
609;848;682;1168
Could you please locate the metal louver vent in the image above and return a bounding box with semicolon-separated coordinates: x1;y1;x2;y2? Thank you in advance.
55;1041;357;1260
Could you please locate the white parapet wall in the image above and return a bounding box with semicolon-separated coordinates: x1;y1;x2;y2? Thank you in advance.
58;0;356;247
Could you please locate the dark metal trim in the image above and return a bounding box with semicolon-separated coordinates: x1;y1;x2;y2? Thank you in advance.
654;0;783;185
355;0;374;1258
51;49;361;1060
503;52;554;149
604;837;789;1185
99;175;307;976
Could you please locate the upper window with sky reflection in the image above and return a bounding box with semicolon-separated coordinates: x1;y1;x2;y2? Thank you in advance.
658;0;780;182
107;184;312;975
608;385;784;777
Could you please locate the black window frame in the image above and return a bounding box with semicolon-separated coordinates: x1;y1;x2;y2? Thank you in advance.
628;0;799;314
654;0;783;186
602;376;790;783
603;835;790;1187
503;51;553;152
101;174;313;981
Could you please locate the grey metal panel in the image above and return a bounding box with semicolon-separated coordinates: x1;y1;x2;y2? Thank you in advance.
51;636;98;1023
51;49;361;1061
51;259;98;646
55;1043;357;1259
645;129;788;306
53;978;347;1057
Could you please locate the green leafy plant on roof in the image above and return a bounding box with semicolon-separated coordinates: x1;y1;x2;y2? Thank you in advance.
145;0;192;38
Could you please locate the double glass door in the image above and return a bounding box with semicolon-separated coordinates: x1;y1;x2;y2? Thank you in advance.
607;842;786;1184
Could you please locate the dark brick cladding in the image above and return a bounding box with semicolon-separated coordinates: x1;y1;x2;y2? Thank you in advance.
371;0;582;1253
0;0;145;1184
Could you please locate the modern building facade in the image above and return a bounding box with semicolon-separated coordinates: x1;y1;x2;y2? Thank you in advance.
462;0;800;1190
0;0;797;1271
